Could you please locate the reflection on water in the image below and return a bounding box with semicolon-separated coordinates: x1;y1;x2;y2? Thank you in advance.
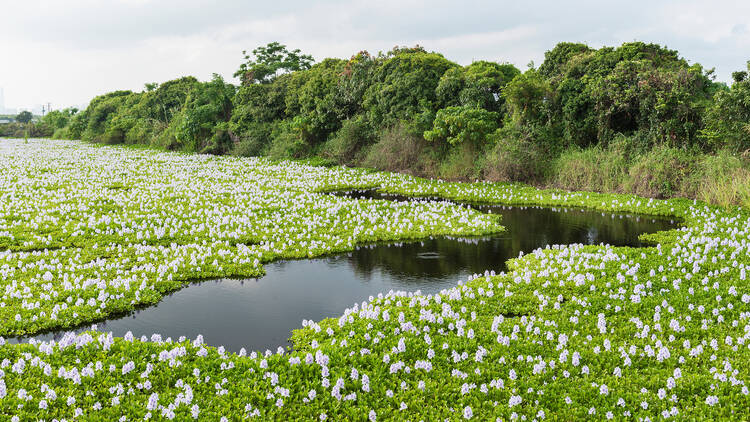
12;191;676;352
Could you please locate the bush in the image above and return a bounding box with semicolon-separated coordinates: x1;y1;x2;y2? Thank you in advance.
363;123;434;175
435;61;520;112
267;120;311;160
125;119;159;145
51;128;69;140
438;142;483;181
482;129;545;183
151;117;182;151
700;62;750;152
320;116;375;165
0;123;53;138
363;47;458;127
65;113;87;140
424;106;499;146
232;122;274;157
201;126;234;155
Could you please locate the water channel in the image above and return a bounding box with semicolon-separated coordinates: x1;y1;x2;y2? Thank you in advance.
10;191;677;352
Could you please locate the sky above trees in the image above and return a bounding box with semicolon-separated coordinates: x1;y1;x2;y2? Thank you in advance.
2;0;748;110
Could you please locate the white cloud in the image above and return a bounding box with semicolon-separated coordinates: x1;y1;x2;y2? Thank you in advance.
1;0;748;110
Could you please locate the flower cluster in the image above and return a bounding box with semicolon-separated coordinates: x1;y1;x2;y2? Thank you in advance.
0;140;501;337
1;139;749;420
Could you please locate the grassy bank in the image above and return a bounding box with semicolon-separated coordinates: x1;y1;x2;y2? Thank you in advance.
335;126;750;209
44;41;750;210
1;139;749;420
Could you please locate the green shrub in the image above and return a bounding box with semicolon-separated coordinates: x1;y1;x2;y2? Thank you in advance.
320;116;375;165
267;119;311;160
482;128;545;183
424;106;499;146
51;128;69;140
363;123;434;174
700;62;750;152
438;142;484;181
232;122;274;157
363;47;458;127
65;113;87;140
0;122;54;138
125;119;158;145
201;126;234;155
151;117;182;151
436;61;520;112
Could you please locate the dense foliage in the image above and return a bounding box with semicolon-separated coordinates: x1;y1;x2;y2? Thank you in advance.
15;41;750;204
2;139;750;420
14;111;33;124
701;62;750;152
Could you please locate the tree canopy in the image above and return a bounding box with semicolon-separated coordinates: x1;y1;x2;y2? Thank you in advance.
15;110;33;123
234;42;314;85
50;40;749;188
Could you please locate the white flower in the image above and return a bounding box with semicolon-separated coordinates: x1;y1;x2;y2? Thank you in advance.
147;393;159;410
509;395;522;407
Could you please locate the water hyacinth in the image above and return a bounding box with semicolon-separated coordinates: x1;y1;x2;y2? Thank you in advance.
0;139;749;419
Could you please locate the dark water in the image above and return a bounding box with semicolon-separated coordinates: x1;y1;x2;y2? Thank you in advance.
11;191;675;352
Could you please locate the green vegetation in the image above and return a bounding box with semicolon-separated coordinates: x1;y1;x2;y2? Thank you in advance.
2;40;749;421
14;110;33;124
1;139;749;420
26;41;749;208
0;108;78;139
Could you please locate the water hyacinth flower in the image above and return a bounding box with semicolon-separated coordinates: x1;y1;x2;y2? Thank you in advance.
2;139;750;420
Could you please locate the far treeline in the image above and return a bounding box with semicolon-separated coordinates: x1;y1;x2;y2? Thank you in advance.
7;41;750;206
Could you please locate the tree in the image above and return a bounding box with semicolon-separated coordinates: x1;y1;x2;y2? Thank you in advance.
335;51;379;120
508;41;718;149
41;108;78;129
148;77;200;123
175;74;236;154
16;110;33;123
234;42;314;85
424;106;499;146
436;61;520;113
286;58;347;145
701;61;750;152
363;46;458;128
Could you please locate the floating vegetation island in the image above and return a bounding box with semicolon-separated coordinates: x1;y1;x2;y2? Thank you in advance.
1;139;748;420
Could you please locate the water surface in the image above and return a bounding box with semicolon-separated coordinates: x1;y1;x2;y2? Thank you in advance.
11;192;675;352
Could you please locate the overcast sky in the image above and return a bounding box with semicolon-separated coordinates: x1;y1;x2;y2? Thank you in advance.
1;0;749;111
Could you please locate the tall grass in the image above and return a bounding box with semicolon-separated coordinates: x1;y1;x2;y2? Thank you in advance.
698;169;750;208
363;123;435;175
548;146;628;193
692;151;750;208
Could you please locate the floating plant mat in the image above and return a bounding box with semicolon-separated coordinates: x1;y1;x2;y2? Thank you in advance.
8;140;750;420
10;193;675;353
